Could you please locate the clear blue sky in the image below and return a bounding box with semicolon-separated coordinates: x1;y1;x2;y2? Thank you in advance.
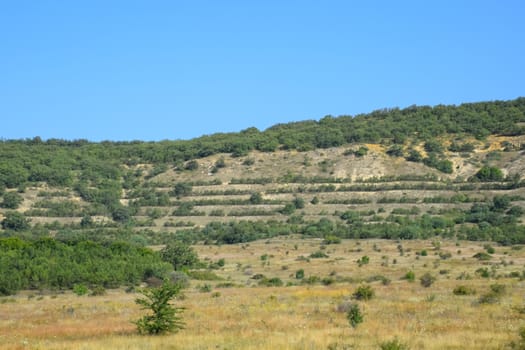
1;1;524;142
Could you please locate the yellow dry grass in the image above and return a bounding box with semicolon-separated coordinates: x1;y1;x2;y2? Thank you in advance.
1;238;525;349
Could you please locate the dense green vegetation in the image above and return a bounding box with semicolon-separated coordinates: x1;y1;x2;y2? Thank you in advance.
0;237;172;296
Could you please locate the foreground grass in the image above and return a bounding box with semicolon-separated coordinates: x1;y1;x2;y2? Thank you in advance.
1;238;525;349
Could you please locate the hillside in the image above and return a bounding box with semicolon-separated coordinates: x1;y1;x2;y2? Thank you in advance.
1;98;525;246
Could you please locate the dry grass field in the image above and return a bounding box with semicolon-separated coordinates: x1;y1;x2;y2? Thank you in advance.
1;237;525;349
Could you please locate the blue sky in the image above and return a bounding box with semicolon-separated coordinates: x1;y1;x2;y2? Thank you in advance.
1;1;524;141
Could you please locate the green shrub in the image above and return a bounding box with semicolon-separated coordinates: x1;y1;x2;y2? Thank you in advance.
1;192;23;209
187;270;223;281
89;285;106;296
475;166;503;182
249;192;263;204
453;285;476;295
353;284;375;301
198;284;212;293
380;338;410;350
258;277;283;287
73;284;89;296
404;271;415;282
476;267;491;278
484;244;496;254
357;255;369;267
346;303;364;328
321;277;335;285
310;251;329;258
473;252;492;261
1;211;30;231
323;235;341;244
295;269;305;279
303;275;321;285
489;283;506;295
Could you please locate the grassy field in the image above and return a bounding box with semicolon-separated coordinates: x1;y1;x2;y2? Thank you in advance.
1;237;525;349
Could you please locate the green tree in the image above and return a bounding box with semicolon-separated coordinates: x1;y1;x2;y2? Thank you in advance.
111;205;131;223
134;282;185;335
346;303;364;328
293;197;305;209
1;192;23;209
475;166;504;181
492;195;511;212
386;145;404;157
249;192;263;204
172;183;192;198
1;211;30;231
80;214;94;228
160;241;198;270
295;269;305;279
184;160;199;171
353;284;375;301
424;139;444;153
405;149;422;162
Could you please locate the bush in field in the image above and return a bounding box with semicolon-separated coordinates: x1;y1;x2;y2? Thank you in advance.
73;284;89;296
346;303;364;328
483;244;496;254
89;285;106;296
473;252;492;261
323;235;341;244
453;285;476;296
135;282;185;335
357;255;369;267
258;277;283;287
420;273;436;288
478;283;506;303
310;250;329;258
353;284;375;301
295;269;305;279
404;271;415;282
380;338;410;350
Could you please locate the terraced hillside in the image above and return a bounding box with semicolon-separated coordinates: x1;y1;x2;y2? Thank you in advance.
2;132;524;246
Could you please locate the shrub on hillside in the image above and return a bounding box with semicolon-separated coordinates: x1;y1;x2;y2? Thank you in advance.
420;273;436;288
353;284;375;301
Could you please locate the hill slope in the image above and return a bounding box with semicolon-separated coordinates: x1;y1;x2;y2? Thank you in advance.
1;98;525;245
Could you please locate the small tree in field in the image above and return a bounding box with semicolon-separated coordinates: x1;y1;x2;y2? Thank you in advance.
134;282;185;335
346;303;364;328
160;241;198;270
